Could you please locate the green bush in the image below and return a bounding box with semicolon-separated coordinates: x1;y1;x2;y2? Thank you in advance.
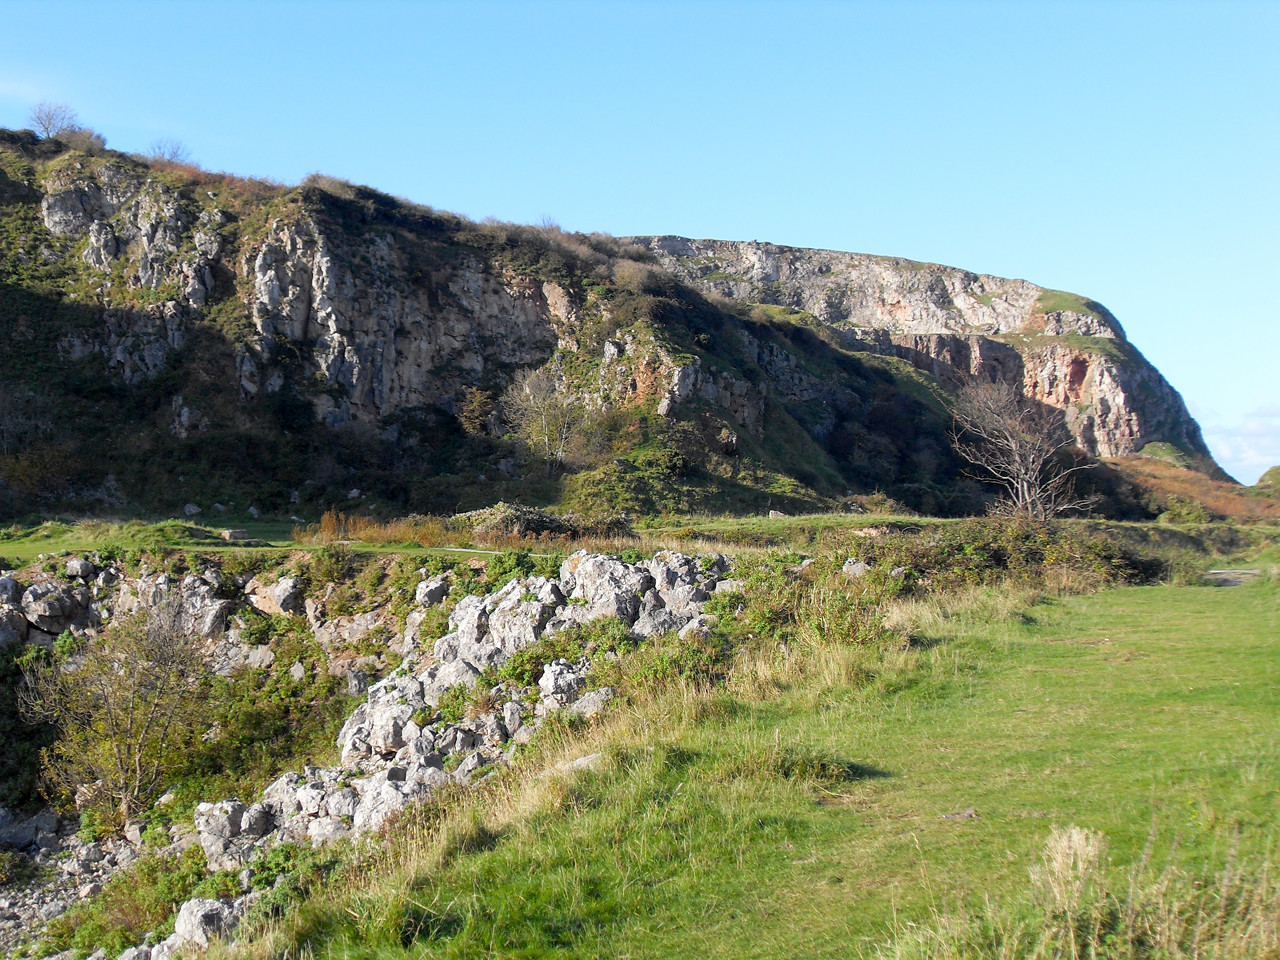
0;849;36;887
436;684;471;724
312;543;354;583
496;617;636;689
842;518;1155;591
41;845;210;953
484;549;536;589
240;841;342;932
1159;494;1212;524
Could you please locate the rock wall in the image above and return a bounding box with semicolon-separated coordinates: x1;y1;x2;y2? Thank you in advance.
245;216;565;426
32;159;573;430
633;236;1213;463
8;148;1218;477
864;331;1211;460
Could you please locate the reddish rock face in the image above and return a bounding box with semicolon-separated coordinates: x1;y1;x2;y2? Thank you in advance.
637;235;1214;467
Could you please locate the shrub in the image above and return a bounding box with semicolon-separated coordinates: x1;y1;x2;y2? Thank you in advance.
838;518;1154;592
1159;494;1212;524
311;542;354;582
21;604;209;821
41;845;209;953
436;684;471;724
0;849;36;887
484;549;536;588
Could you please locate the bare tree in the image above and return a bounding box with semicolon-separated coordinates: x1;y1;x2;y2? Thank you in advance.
147;138;190;164
501;366;588;472
29;101;78;139
20;603;209;821
951;380;1097;520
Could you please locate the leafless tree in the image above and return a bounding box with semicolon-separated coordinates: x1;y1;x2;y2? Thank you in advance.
29;101;78;139
147;138;190;164
951;379;1097;520
20;602;209;821
501;366;588;472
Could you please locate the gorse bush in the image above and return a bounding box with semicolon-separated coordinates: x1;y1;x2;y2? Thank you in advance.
1159;494;1213;524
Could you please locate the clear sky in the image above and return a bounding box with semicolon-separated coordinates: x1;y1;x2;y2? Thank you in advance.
1;0;1275;482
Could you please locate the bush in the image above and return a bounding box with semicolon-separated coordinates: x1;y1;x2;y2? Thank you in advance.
839;518;1154;592
0;849;36;887
436;684;471;724
1159;494;1212;524
21;604;209;822
312;542;354;582
41;845;209;953
497;617;636;689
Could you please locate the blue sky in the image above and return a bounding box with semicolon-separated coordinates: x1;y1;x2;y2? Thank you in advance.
1;0;1276;482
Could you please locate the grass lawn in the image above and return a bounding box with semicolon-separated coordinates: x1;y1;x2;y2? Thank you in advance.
300;576;1279;959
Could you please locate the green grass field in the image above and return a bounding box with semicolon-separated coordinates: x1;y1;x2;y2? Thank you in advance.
284;576;1278;959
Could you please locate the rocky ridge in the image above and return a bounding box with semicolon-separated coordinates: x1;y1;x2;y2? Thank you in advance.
0;547;734;956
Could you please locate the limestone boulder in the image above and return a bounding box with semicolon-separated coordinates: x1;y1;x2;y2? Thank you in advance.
21;581;89;633
173;897;240;947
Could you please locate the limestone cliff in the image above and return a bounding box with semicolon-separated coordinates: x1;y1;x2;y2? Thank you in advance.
0;130;1222;517
632;236;1214;466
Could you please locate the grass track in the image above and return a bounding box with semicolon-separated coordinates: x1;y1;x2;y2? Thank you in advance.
298;578;1279;959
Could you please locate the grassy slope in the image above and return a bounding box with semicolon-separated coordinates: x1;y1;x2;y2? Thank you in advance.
268;576;1278;959
1108;457;1280;520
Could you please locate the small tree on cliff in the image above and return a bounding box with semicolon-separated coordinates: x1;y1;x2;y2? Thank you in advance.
29;101;78;139
501;367;588;472
20;603;208;822
951;380;1096;520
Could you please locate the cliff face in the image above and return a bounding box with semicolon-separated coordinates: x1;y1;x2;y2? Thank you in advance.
633;237;1214;465
0;131;1222;517
33;159;567;425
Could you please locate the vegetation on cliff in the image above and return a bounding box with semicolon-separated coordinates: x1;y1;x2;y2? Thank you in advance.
0;128;1223;524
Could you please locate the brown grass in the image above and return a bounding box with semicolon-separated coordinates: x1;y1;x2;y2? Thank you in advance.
291;509;784;559
1109;457;1280;520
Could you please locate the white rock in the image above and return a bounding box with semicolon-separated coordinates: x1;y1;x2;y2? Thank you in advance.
173;897;240;946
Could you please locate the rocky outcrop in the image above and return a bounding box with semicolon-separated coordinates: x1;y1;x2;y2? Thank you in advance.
2;139;1223;504
868;332;1211;460
634;236;1120;339
634;236;1214;463
244;216;569;426
0;548;735;955
186;550;730;872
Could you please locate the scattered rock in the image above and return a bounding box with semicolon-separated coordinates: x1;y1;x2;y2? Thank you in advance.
21;580;89;633
415;575;450;607
568;687;616;719
65;558;96;579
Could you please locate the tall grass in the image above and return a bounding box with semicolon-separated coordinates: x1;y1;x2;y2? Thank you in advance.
292;510;459;548
290;508;786;557
874;826;1279;959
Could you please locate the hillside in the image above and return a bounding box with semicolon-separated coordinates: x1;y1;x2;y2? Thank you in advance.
0;129;1222;521
1;517;1276;958
633;236;1219;470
